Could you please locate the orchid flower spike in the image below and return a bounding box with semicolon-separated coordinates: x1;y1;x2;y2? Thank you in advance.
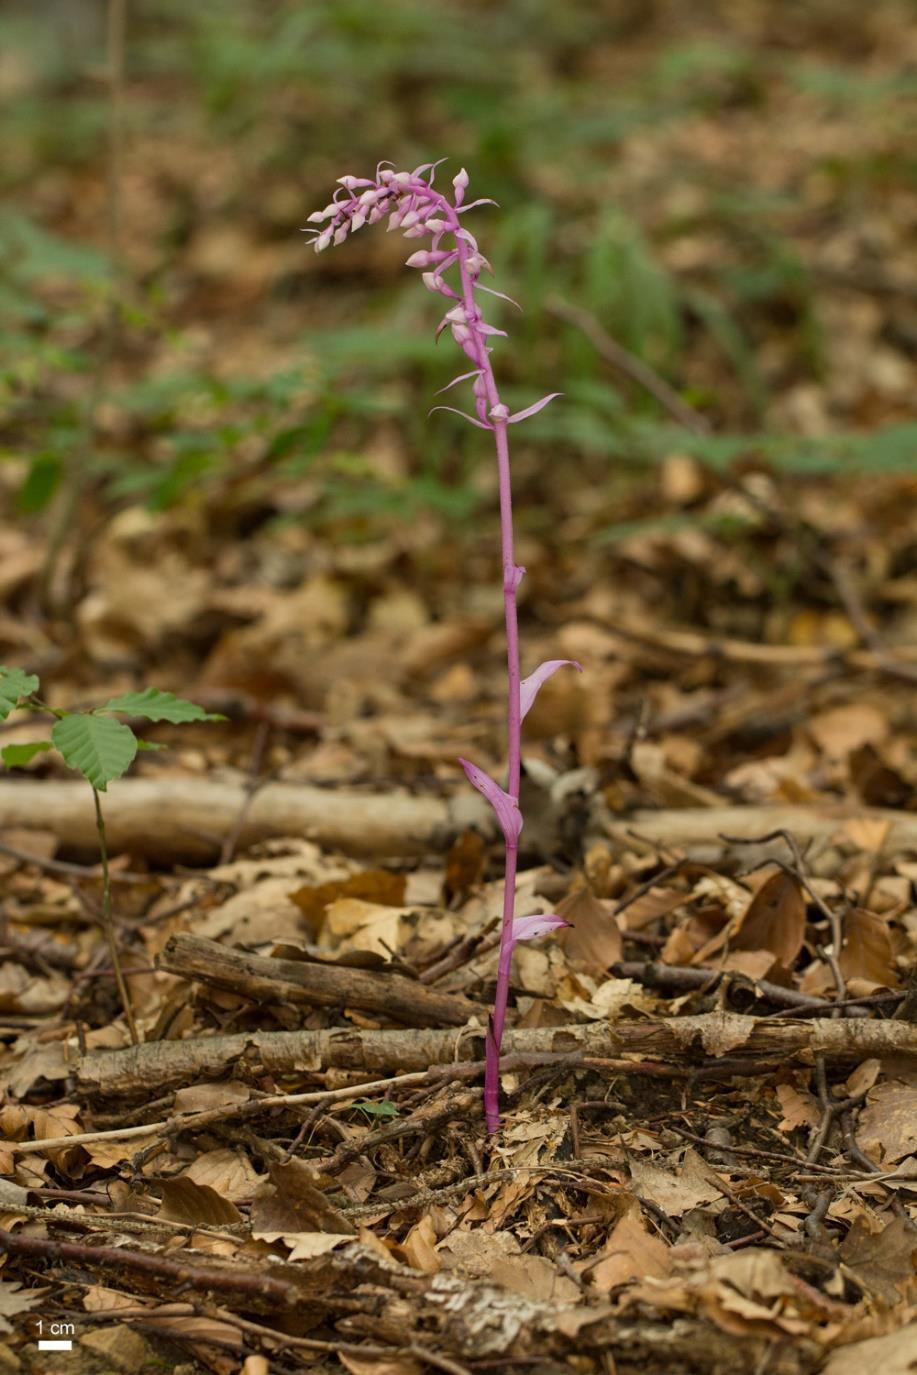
305;163;574;1137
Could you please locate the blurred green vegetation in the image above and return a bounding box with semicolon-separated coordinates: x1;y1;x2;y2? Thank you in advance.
0;0;914;540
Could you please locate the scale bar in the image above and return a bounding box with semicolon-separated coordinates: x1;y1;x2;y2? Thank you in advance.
38;1340;73;1351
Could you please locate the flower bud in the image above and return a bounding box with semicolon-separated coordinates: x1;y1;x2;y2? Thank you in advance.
333;225;348;245
489;402;510;422
453;167;469;205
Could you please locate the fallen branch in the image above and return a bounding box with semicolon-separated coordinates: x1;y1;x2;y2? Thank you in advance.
158;932;480;1028
73;1013;917;1098
0;777;490;860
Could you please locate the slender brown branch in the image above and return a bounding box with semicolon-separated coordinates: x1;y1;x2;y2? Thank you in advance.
547;296;711;434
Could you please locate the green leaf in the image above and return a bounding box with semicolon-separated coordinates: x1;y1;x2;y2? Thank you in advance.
1;740;52;767
136;739;167;752
51;714;138;791
0;667;40;721
97;687;225;724
350;1099;399;1121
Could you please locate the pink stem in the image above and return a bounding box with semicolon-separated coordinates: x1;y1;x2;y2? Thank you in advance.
452;223;521;1134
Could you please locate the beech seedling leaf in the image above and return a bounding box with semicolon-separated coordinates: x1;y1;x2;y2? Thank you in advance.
51;713;138;792
98;687;225;724
1;741;52;768
0;667;39;721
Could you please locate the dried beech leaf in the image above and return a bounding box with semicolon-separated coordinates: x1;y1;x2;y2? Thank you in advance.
157;1177;243;1227
839;907;899;987
840;1216;917;1303
587;1201;671;1292
733;869;805;967
557;886;622;974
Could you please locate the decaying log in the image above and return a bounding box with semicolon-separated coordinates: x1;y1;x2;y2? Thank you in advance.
605;802;917;851
0;1230;816;1373
4;776;917;862
75;1013;917;1097
0;777;491;860
159;932;479;1028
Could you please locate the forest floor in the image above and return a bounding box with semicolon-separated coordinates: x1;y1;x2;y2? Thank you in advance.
0;2;916;1372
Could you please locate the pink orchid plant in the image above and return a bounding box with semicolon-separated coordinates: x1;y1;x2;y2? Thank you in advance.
307;160;581;1132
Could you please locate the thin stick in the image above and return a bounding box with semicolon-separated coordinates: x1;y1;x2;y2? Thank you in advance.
546;296;710;434
92;787;138;1045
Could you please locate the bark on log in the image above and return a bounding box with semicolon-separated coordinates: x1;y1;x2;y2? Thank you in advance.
74;1013;917;1097
159;932;479;1028
0;778;490;860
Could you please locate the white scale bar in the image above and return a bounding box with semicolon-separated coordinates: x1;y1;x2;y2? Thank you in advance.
38;1340;73;1351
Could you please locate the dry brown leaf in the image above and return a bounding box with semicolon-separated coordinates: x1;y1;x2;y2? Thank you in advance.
809;702;887;757
732;869;805;967
183;1148;263;1201
839;907;899;987
775;1082;820;1132
396;1214;440;1274
251;1158;356;1238
291;870;407;928
83;1286;142;1314
840;1216;917;1302
0;962;69;1014
821;1324;917;1375
856;1082;917;1165
618;886;685;931
557;886;622;974
587;1201;671;1292
80;1324;162;1370
629;1148;722;1217
340;1353;423;1375
157;1177;244;1227
322;897;409;956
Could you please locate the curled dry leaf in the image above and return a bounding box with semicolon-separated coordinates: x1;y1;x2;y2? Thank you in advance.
839;907;899;987
821;1323;917;1375
586;1199;671;1292
157;1176;244;1228
556;885;622;974
856;1081;917;1165
732;868;806;968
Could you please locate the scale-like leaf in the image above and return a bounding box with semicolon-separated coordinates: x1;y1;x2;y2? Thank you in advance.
509;913;569;950
520;659;583;720
0;667;39;721
507;392;562;424
51;714;138;791
458;757;522;845
98;687;224;724
1;741;52;768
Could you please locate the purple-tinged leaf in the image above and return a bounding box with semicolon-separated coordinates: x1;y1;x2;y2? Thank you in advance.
477;323;508;338
507;392;562;424
509;913;570;949
476;284;522;311
435;369;483;395
457;198;499;212
458;757;522;844
519;659;583;720
429;406;493;430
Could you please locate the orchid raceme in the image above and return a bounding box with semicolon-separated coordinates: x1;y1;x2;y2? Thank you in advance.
306;160;580;1133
